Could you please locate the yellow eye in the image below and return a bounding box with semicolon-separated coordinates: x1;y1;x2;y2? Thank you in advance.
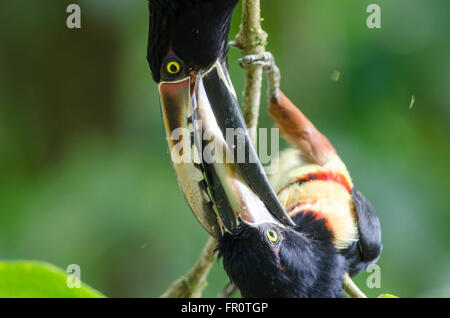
266;228;279;243
166;61;181;75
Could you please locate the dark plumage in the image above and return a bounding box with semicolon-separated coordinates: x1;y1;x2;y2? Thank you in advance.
343;191;382;276
147;0;238;82
218;212;347;298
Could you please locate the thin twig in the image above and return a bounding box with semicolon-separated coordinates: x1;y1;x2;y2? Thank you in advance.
217;282;238;298
160;237;217;298
343;273;368;298
234;0;268;145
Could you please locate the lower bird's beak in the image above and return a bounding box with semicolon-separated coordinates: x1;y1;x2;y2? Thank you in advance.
159;61;294;238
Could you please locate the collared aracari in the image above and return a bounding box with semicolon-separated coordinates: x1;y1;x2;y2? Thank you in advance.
147;0;382;298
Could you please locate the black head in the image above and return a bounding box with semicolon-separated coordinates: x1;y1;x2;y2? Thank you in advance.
147;0;239;82
218;212;347;298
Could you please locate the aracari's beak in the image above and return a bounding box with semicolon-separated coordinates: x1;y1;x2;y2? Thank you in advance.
158;61;294;238
159;74;222;239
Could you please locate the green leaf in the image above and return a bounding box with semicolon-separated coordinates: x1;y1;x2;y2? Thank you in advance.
0;260;105;298
377;293;399;298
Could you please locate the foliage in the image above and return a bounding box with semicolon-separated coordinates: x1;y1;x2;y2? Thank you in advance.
0;261;104;298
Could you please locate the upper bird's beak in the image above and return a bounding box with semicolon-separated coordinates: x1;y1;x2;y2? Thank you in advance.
159;61;294;238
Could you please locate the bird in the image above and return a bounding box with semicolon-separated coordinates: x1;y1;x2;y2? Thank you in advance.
218;53;382;297
147;0;382;298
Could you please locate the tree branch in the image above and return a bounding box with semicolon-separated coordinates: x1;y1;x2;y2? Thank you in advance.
217;281;238;298
343;273;368;298
160;237;217;298
234;0;268;145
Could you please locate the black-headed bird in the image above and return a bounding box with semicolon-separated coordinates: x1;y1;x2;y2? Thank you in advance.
147;0;382;298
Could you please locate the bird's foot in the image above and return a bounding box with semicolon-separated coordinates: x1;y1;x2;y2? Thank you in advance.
238;52;281;100
238;52;275;71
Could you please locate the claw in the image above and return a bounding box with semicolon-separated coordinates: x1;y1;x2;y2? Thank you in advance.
238;52;274;71
238;52;280;100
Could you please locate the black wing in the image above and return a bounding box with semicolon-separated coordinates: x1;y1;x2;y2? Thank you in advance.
343;190;382;276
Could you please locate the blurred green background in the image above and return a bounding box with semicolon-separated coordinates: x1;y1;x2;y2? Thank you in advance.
0;0;449;297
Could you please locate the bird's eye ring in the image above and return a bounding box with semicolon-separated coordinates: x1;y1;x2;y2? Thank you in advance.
163;58;183;78
266;228;279;244
167;61;181;74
